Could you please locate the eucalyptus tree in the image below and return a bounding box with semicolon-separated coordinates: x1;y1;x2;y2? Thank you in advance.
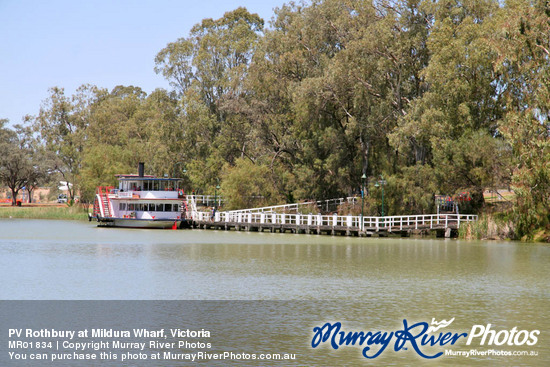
14;122;51;203
221;158;283;210
244;0;431;204
491;0;550;238
246;0;372;200
0;120;34;205
78;85;181;201
322;0;432;202
155;7;265;191
33;85;99;202
390;0;507;210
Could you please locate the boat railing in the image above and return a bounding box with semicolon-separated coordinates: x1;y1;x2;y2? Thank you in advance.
108;190;181;200
95;186;115;218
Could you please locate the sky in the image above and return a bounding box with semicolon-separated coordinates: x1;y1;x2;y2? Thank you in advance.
0;0;286;126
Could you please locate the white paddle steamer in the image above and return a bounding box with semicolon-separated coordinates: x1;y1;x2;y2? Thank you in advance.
92;163;188;229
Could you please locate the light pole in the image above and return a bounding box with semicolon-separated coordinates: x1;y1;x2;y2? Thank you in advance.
361;173;366;231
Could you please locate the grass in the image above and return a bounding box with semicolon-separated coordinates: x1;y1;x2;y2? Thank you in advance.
483;189;515;204
0;205;90;221
459;213;515;240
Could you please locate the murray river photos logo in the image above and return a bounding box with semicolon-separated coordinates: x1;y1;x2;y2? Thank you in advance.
311;318;540;359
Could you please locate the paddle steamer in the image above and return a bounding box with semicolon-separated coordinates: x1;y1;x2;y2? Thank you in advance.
92;163;188;228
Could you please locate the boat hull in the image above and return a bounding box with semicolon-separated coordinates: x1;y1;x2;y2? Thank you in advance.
96;217;184;229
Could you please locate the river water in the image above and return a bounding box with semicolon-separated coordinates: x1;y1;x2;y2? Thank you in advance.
1;219;549;366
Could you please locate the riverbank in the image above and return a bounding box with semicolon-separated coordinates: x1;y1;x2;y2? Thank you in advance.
3;203;548;242
0;205;89;220
459;213;550;243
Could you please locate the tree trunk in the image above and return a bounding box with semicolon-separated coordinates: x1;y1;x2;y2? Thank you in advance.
10;188;18;206
470;187;485;212
360;137;370;196
27;187;34;203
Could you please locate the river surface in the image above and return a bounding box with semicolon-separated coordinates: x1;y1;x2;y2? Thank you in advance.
1;219;549;366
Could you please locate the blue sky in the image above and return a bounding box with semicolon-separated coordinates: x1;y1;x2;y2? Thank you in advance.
0;0;286;126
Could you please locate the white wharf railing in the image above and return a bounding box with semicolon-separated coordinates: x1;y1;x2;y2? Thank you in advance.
185;195;224;208
226;197;358;214
192;211;477;231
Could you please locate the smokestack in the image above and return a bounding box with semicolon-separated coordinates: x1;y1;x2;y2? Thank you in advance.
138;162;144;177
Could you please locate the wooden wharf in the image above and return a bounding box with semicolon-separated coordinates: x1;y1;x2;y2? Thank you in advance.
191;211;477;238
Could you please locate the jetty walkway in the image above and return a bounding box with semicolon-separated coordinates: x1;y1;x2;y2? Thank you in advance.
186;197;477;237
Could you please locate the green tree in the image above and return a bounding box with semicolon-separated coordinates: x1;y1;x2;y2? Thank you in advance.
34;86;97;202
244;0;432;202
221;158;282;210
15;122;51;203
79;86;179;200
0;120;34;205
491;0;550;238
390;0;506;210
155;8;265;190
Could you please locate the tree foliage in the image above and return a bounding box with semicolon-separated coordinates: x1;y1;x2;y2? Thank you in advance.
0;120;47;205
490;0;550;238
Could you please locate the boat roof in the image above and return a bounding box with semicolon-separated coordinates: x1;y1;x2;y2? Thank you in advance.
116;174;180;181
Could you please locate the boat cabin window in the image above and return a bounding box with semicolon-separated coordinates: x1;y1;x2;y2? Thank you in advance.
118;202;181;212
123;181;142;191
118;178;179;192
